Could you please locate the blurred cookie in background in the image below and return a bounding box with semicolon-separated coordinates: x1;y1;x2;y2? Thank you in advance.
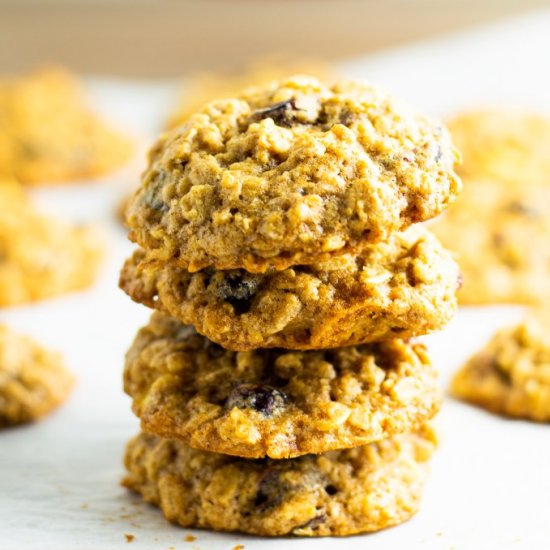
0;324;74;427
0;180;104;306
448;109;550;186
166;57;334;129
431;178;550;305
0;66;133;185
451;311;550;422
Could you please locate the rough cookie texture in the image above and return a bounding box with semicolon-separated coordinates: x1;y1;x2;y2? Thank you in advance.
431;178;550;305
0;181;104;306
121;226;460;350
451;314;550;421
448;109;550;186
0;67;133;184
124;312;441;459
123;425;437;536
0;325;74;426
127;75;461;272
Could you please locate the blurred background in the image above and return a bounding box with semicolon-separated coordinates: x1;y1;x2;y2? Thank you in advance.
1;0;549;77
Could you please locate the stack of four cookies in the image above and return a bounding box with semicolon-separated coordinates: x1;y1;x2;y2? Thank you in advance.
120;76;461;536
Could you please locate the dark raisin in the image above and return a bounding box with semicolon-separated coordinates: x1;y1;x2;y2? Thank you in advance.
217;274;259;314
254;470;284;510
504;201;540;218
324;484;338;495
490;358;511;384
203;340;225;359
141;179;168;213
339;110;355;127
292;513;326;533
225;384;287;416
250;98;299;127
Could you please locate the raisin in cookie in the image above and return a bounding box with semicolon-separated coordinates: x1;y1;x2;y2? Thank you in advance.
0;325;74;426
0;181;104;306
451;313;550;421
448;109;550;186
124;312;441;459
127;75;461;272
121;226;460;350
0;66;132;184
167;58;334;129
123;425;436;537
431;178;550;305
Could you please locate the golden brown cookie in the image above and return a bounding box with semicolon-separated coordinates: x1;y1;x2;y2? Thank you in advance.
124;312;441;459
0;66;133;184
451;313;550;421
0;325;74;426
121;226;460;350
447;109;550;186
123;425;437;536
167;58;334;128
127;75;461;272
431;178;550;305
0;181;104;306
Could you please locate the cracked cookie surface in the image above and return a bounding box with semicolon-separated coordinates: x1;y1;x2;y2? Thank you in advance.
451;313;550;421
124;312;441;459
0;67;133;184
431;178;550;305
127;75;461;272
123;425;436;537
0;325;74;426
0;181;104;305
121;226;460;350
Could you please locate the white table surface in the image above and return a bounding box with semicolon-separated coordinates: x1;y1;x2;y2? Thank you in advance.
2;9;550;550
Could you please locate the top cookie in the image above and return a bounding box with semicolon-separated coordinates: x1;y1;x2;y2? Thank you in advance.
166;59;333;129
127;76;461;272
448;109;550;186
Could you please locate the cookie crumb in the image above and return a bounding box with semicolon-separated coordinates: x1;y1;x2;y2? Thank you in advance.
233;545;245;550
184;534;196;542
124;533;135;543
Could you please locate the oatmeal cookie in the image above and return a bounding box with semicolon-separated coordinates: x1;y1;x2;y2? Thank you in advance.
451;313;550;421
0;66;133;184
121;226;460;350
0;181;104;306
127;75;461;272
124;312;441;459
448;109;550;186
0;325;74;426
431;178;550;305
123;425;437;536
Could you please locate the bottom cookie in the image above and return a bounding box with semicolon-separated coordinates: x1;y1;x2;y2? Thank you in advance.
123;425;437;537
451;313;550;421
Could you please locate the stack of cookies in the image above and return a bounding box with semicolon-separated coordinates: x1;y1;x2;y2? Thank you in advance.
119;76;461;536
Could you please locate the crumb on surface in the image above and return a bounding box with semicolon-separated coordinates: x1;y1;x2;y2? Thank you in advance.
124;533;135;543
184;534;196;542
233;545;245;550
